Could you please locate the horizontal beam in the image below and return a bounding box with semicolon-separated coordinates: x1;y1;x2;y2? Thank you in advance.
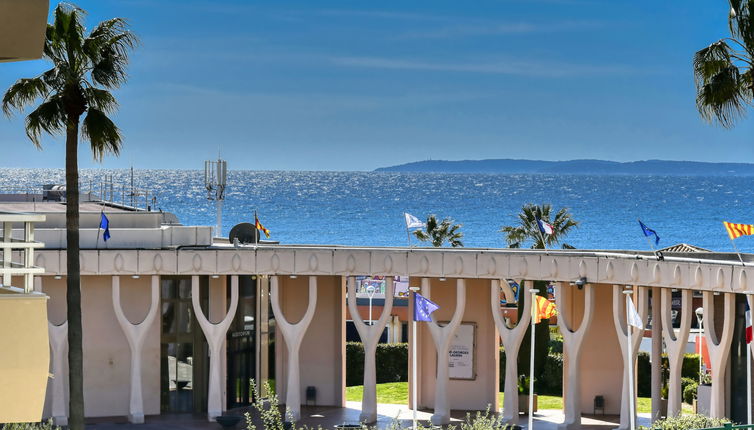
31;245;754;293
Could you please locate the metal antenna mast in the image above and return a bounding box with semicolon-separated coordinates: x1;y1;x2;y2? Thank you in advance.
204;158;227;238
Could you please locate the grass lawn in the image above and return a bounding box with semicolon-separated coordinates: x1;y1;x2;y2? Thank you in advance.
346;382;694;414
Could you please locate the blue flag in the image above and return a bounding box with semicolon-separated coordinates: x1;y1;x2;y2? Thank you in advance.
100;211;111;242
638;220;659;245
413;292;440;322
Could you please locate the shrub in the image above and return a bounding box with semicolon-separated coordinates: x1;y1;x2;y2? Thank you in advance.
1;422;59;430
683;381;698;405
346;342;408;386
638;352;651;397
540;353;563;395
640;414;729;430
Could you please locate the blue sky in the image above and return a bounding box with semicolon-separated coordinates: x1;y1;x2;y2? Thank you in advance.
1;0;752;170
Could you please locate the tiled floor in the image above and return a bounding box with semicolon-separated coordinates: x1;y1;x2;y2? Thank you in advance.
84;403;652;430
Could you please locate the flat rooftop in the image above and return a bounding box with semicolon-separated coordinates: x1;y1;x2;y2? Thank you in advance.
0;202;131;213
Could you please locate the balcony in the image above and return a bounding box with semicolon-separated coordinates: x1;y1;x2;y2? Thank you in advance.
0;212;50;423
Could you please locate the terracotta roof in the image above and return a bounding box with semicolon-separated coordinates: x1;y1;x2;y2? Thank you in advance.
657;243;711;253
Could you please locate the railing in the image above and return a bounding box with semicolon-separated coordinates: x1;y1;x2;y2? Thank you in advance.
0;212;45;293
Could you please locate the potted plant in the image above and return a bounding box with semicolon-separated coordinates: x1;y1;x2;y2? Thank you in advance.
517;375;538;414
659;383;669;418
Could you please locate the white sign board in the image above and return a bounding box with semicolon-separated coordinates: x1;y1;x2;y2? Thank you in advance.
448;323;476;380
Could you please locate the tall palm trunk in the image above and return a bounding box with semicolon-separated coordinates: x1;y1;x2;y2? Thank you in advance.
65;118;85;430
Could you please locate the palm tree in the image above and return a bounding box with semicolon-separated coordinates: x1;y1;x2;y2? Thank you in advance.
2;5;137;429
693;1;754;128
500;203;578;249
413;214;464;247
501;204;577;390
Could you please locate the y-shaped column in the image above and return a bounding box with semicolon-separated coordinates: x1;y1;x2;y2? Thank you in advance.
112;276;160;424
490;279;531;424
49;321;69;426
270;276;317;421
661;288;692;418
557;282;595;430
35;277;69;426
347;277;395;423
703;291;735;418
192;275;239;421
422;278;466;425
612;285;648;430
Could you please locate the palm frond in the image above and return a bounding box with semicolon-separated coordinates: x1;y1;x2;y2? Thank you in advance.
83;88;118;113
25;96;66;147
696;63;749;128
2;78;49;116
86;20;139;89
81;108;122;160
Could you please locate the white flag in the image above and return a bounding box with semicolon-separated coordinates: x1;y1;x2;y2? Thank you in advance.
405;213;425;229
627;296;643;329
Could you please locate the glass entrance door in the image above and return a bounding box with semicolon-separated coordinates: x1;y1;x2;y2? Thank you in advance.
226;276;257;408
160;276;208;413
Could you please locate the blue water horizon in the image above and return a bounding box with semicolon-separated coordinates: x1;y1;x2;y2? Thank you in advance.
3;168;754;253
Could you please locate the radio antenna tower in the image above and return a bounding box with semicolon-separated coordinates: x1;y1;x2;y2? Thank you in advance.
204;157;227;238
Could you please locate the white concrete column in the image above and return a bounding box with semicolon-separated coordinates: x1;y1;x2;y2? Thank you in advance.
191;275;239;421
703;291;735;418
270;275;317;422
112;275;160;424
422;278;466;425
49;321;68;426
392;316;403;343
661;288;692;418
650;287;663;422
490;279;531;424
556;282;595;430
347;277;395;423
612;285;648;430
36;276;69;426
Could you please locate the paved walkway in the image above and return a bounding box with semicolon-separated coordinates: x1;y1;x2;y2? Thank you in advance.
83;403;653;430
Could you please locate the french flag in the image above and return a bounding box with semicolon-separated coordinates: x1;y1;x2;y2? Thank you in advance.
747;301;752;345
537;217;554;235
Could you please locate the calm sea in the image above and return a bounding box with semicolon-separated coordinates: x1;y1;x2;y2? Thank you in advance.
3;168;754;253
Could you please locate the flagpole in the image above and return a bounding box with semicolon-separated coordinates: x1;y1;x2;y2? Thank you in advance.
624;290;636;430
410;286;420;430
406;217;412;248
96;211;102;250
528;288;537;430
746;338;751;424
744;294;752;425
730;238;746;266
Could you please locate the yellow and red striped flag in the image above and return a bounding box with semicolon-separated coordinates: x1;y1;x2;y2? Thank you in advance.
255;213;270;238
532;295;557;324
723;221;754;240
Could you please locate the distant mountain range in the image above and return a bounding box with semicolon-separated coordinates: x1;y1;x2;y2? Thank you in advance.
374;159;754;175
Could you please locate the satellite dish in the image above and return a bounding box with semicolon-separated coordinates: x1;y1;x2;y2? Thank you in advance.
229;222;259;244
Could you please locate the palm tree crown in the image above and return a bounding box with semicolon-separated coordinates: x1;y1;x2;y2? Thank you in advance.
500;203;578;249
693;0;754;128
414;215;464;248
3;3;137;155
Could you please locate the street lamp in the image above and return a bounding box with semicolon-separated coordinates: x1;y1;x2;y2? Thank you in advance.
366;285;376;326
695;306;704;384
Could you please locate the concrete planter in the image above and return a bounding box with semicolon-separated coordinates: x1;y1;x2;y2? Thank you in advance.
695;384;712;415
518;394;538;414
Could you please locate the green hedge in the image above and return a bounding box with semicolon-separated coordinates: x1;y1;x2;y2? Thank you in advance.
637;352;702;397
346;342;408;386
499;347;562;395
347;341;701;398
